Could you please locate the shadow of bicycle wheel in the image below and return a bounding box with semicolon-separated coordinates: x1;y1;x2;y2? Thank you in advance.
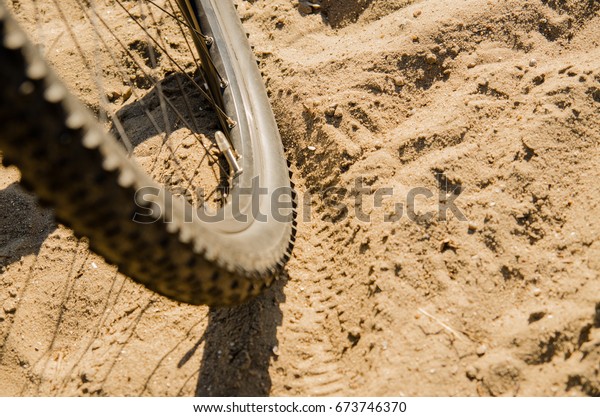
0;181;56;269
191;277;286;397
111;71;219;148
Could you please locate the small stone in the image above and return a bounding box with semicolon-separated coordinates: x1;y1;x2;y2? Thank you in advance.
275;17;286;28
106;90;121;103
476;345;488;356
425;53;437;65
122;87;133;102
413;10;422;18
411;34;420;43
393;76;405;86
533;287;542;297
182;137;196;149
307;146;317;151
334;107;343;118
468;222;479;232
3;300;17;314
466;365;478;380
325;104;337;117
477;78;489;88
348;328;361;343
529;58;538;67
272;346;280;356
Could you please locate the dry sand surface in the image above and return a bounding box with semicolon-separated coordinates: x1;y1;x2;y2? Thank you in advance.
1;0;600;396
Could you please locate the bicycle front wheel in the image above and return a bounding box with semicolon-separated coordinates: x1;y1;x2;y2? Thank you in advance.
0;0;296;306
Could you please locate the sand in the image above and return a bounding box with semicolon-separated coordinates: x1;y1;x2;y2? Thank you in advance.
1;0;599;396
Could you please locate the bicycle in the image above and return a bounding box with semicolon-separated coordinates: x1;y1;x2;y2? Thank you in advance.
0;0;297;306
